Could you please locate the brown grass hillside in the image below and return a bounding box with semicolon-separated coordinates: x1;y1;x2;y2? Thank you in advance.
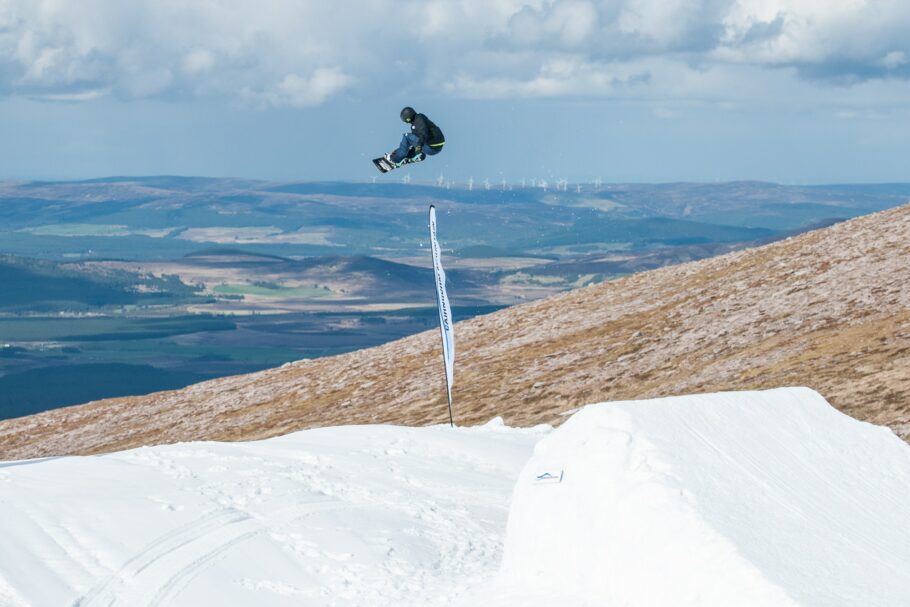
1;204;909;460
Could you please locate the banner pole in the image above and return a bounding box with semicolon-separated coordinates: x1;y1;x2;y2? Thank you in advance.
429;205;455;428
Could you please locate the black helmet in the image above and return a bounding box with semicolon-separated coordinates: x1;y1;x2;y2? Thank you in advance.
400;107;416;123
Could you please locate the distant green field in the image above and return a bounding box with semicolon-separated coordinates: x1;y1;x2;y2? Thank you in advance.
213;284;332;298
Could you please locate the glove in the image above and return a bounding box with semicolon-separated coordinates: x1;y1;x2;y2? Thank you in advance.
413;145;423;154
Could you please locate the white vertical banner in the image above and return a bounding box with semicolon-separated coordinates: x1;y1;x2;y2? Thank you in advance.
429;205;455;427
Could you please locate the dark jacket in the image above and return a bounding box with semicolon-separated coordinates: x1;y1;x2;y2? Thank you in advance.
411;113;445;148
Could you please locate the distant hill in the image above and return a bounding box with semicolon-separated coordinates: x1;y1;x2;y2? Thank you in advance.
521;242;744;279
181;252;486;300
1;203;908;459
184;248;290;263
0;255;202;311
285;255;479;294
511;216;775;250
455;245;549;260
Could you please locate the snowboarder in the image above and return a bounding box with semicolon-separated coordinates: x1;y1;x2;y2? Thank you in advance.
373;107;445;173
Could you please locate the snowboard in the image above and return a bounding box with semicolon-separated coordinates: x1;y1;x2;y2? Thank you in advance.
372;151;426;173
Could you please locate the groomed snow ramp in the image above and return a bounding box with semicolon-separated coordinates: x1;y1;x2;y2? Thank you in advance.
497;388;910;606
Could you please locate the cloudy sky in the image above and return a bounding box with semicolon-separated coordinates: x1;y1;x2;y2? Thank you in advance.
1;0;908;183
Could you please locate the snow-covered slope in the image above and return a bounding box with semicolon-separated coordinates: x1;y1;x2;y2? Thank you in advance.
0;421;547;607
2;388;909;606
486;388;910;606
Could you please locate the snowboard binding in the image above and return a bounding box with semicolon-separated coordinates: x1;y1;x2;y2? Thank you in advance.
373;149;427;173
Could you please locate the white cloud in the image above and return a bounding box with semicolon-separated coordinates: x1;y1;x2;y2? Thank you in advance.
0;0;908;106
445;56;653;98
182;49;216;76
28;88;111;102
0;0;367;106
508;1;600;49
449;0;910;99
243;68;356;109
882;51;907;70
718;0;910;79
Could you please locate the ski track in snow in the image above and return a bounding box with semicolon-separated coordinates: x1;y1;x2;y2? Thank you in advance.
142;501;346;607
75;506;253;606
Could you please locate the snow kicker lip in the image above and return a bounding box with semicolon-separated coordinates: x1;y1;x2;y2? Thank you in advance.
501;388;910;606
